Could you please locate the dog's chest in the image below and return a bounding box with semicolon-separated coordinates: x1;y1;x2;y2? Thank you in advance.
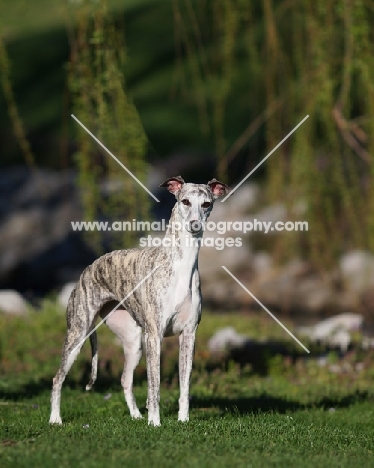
162;269;198;336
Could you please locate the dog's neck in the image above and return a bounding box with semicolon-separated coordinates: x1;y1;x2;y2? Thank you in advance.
163;203;203;268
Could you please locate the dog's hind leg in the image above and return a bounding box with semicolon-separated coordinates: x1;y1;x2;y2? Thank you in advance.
49;299;93;425
85;330;98;391
101;304;143;419
121;319;143;419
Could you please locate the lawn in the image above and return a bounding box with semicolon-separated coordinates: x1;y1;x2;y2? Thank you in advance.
1;302;374;467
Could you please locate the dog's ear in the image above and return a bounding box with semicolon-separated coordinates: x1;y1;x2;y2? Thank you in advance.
159;175;185;195
207;178;231;199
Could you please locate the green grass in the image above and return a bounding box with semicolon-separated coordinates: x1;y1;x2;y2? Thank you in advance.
1;303;374;467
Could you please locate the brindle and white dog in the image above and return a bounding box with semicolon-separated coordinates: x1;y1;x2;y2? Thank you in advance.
49;176;230;426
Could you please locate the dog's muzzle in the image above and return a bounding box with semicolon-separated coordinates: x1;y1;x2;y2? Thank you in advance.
189;220;203;235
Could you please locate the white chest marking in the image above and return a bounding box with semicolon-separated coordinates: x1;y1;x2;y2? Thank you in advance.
162;266;197;336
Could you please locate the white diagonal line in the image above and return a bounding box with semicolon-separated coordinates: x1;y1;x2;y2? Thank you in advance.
221;115;309;202
222;266;310;353
71;114;160;202
71;266;159;354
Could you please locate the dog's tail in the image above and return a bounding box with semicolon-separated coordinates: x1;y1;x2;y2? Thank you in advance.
85;330;98;391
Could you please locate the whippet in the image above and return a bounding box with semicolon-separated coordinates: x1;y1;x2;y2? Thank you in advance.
49;176;230;426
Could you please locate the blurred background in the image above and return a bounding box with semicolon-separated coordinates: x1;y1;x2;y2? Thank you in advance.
1;0;374;345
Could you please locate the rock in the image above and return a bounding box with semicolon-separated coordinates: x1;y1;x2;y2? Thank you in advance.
339;250;374;294
282;259;313;278
254;260;332;313
327;329;351;352
255;203;287;225
362;336;374;349
252;251;273;276
199;240;252;278
202;276;252;310
57;282;77;309
210;183;259;220
252;259;362;316
310;313;363;339
208;327;301;374
208;327;248;354
294;277;335;313
0;290;29;315
229;183;260;213
0;168;96;294
297;312;363;351
201;256;339;314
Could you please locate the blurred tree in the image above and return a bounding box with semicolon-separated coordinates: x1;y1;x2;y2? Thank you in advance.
1;0;374;266
0;35;36;169
67;0;150;252
173;0;374;268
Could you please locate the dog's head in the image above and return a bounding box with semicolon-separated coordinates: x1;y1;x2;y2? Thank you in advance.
160;176;231;235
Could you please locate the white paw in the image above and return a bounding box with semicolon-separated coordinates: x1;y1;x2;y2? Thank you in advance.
49;415;62;425
131;411;143;420
178;412;189;422
148;417;161;427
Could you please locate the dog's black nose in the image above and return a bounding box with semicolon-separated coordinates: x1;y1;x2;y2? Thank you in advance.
190;220;202;233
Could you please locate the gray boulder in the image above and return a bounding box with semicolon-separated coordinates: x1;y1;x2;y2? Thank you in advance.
0;290;29;316
340;250;374;294
0;168;94;293
297;313;363;352
57;282;77;310
208;327;248;354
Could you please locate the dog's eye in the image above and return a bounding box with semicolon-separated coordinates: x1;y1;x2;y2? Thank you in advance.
182;199;191;206
202;202;211;208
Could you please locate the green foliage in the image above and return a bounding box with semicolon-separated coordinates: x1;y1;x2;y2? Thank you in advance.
2;400;374;467
2;0;374;264
1;305;374;467
68;0;150;251
0;33;36;168
173;0;374;267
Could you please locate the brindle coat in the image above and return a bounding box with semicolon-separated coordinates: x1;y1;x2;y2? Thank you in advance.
49;176;230;426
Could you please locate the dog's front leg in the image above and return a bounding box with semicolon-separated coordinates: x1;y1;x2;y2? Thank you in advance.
178;328;196;422
145;328;161;426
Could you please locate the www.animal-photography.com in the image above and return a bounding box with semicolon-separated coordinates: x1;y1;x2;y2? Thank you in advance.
1;1;374;467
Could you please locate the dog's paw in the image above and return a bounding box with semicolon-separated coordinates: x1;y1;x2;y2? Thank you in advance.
49;415;62;425
131;411;143;420
178;415;189;422
148;417;161;427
